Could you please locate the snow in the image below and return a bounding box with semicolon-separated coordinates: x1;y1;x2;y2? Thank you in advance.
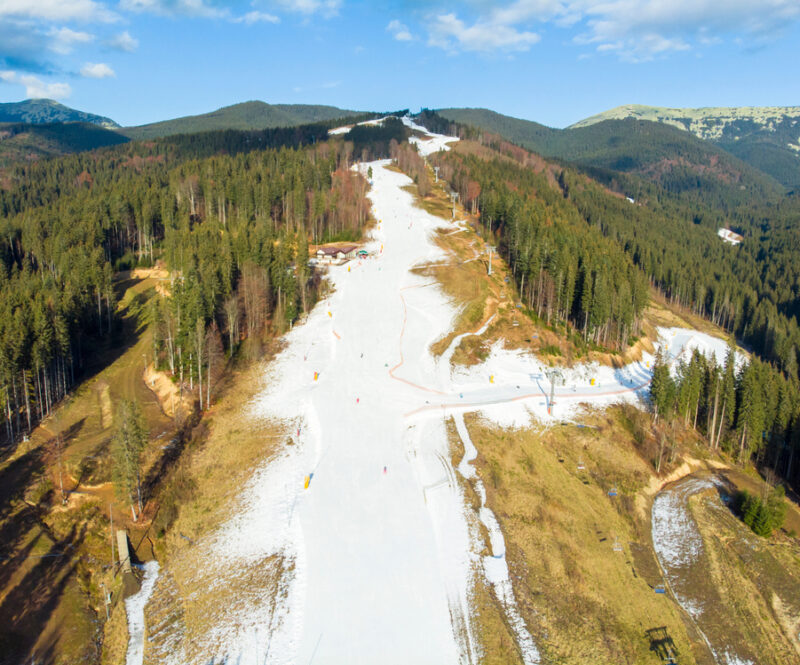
328;125;352;135
125;561;160;665
652;476;755;665
718;228;742;245
141;117;747;664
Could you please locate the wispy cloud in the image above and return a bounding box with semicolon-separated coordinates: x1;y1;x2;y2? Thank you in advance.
232;10;280;25
415;0;800;60
119;0;227;18
80;61;115;78
0;0;118;22
428;12;540;53
387;19;414;41
48;27;94;55
107;30;139;52
0;70;72;99
267;0;341;17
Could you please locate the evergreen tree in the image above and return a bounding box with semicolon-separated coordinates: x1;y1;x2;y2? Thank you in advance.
111;399;148;519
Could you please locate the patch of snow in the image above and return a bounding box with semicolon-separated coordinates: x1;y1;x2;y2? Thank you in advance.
718;228;742;245
125;560;160;665
403;116;459;156
453;413;540;665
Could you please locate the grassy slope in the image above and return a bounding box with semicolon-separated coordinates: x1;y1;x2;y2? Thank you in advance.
119;100;358;140
0;122;129;167
0;273;176;665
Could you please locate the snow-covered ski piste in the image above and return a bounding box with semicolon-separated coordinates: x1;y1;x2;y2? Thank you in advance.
145;119;740;665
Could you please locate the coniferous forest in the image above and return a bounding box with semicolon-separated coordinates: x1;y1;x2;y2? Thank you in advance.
0;126;370;441
3;111;800;493
421;112;800;492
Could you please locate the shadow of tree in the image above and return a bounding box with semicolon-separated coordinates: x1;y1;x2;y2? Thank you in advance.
0;522;87;665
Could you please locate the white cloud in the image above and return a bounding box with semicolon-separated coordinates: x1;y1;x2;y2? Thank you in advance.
418;0;800;59
387;19;414;41
233;10;279;24
0;0;117;22
429;12;540;53
80;62;115;78
48;26;94;54
119;0;227;18
267;0;341;17
0;70;71;99
108;30;139;51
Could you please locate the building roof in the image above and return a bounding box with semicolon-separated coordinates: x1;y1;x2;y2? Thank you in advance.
316;244;359;256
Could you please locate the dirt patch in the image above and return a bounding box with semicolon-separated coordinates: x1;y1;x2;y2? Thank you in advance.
144;363;193;420
98;382;113;430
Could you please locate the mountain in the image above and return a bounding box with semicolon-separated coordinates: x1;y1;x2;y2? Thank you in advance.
437;107;782;203
0;122;129;167
120;100;359;140
0;98;119;128
570;104;800;189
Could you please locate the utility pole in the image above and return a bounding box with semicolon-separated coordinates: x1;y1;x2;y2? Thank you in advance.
450;191;459;220
487;246;496;276
110;503;115;568
545;369;564;416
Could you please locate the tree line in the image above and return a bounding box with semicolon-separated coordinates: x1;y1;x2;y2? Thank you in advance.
650;345;798;528
430;151;650;349
0;125;372;443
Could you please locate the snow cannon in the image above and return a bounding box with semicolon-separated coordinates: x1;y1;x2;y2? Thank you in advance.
328;311;332;318
489;375;494;384
590;377;596;386
304;475;310;489
313;372;319;381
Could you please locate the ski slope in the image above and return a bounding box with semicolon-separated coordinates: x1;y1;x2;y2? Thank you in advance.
178;121;737;665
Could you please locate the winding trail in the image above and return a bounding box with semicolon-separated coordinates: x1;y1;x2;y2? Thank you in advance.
651;475;753;665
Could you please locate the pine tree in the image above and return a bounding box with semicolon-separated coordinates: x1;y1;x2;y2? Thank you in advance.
112;399;148;519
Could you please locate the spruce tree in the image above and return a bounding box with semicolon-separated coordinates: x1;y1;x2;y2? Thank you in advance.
112;399;148;519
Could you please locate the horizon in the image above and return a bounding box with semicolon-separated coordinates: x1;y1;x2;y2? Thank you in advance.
0;1;798;129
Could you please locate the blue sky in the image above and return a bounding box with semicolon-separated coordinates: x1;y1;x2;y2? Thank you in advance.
1;0;798;128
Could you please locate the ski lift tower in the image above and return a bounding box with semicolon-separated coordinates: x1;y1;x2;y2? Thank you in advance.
434;166;440;183
486;245;496;276
544;368;564;416
450;191;459;220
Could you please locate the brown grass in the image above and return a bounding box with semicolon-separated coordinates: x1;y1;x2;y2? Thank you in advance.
140;351;289;660
688;489;800;663
461;411;707;665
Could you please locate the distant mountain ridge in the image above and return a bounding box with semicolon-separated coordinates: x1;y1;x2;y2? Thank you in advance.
569;104;800;139
436;107;781;202
120;100;360;140
0;122;128;167
0;99;119;128
569;104;800;189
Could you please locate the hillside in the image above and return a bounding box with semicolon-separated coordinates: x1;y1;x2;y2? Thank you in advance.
120;100;359;140
0;99;119;128
570;104;800;189
0;122;129;166
437;107;782;203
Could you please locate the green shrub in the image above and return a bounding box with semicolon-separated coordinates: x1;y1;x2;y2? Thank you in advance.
739;486;786;537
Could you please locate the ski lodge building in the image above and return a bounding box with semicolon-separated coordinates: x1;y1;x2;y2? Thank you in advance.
315;244;359;264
